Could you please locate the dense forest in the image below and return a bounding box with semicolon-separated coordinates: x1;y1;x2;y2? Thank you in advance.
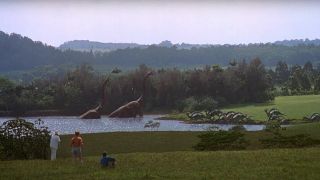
1;58;319;115
1;31;320;73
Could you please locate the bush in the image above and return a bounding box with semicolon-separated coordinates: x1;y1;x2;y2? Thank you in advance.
194;130;248;151
0;118;50;160
181;96;218;112
260;133;320;148
264;121;283;133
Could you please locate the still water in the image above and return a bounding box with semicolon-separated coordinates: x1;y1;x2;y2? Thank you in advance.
0;115;265;134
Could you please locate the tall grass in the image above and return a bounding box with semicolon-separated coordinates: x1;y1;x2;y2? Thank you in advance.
1;148;320;179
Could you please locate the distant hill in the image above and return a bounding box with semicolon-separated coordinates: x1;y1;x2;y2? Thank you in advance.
274;39;320;46
0;31;95;71
59;39;320;52
1;31;320;74
59;40;148;52
58;40;212;52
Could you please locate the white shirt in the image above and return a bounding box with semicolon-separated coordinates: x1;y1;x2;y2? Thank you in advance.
50;134;61;149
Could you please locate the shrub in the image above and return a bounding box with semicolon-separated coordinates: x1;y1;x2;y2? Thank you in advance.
0;118;50;160
260;133;320;148
181;96;218;112
264;120;282;133
194;130;248;151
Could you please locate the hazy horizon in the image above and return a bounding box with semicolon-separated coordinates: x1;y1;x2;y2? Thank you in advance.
1;0;320;47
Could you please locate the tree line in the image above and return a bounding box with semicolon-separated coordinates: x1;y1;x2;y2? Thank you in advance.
1;31;320;72
1;58;319;115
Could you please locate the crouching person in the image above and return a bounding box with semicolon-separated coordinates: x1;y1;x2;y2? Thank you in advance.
100;152;116;168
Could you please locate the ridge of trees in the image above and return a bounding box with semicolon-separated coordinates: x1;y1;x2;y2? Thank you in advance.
1;31;320;72
60;39;320;52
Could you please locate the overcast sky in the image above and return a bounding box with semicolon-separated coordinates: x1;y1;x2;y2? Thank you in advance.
0;0;319;47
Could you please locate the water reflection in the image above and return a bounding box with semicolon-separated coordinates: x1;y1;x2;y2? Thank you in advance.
0;115;265;134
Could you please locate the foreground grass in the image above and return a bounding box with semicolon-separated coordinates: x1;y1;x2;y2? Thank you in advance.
57;131;201;158
165;95;320;121
56;122;320;158
1;123;320;179
1;148;320;179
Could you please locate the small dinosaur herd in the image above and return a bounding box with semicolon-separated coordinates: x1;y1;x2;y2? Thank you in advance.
186;108;320;123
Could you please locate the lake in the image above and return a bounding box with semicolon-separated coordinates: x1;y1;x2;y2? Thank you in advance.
0;115;265;134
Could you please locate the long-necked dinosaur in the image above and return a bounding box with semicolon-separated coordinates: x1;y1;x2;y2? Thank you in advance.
79;77;109;119
108;72;152;118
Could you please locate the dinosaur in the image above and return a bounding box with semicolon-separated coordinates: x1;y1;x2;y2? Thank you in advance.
80;77;109;119
144;120;160;130
303;113;320;121
264;108;286;121
186;111;206;120
108;72;152;118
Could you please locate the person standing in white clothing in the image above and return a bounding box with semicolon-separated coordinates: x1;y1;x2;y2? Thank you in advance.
50;132;61;160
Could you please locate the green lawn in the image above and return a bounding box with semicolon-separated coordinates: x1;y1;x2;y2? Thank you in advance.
223;95;320;121
57;132;201;158
1;122;320;179
55;122;320;158
165;95;320;121
1;148;320;179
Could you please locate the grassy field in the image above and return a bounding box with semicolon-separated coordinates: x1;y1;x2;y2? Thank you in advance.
1;148;320;179
57;132;201;158
166;95;320;121
224;95;320;121
54;122;320;158
1;122;320;179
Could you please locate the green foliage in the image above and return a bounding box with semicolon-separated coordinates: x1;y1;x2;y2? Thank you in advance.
314;75;320;93
260;133;320;148
0;118;50;160
3;31;320;72
264;121;283;133
194;130;248;151
0;77;17;111
180;96;218;112
275;61;290;84
1;59;319;116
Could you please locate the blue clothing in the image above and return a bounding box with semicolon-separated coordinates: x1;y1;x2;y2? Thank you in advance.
100;157;109;166
100;156;116;167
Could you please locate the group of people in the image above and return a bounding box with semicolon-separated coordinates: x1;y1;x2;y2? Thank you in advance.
49;131;116;167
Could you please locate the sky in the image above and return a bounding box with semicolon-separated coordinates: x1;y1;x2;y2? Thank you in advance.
0;0;320;47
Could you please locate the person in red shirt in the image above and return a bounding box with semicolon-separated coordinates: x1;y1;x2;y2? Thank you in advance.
71;131;83;162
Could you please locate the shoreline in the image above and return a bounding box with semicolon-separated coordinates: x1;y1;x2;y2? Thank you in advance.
0;110;169;117
156;116;264;125
0;111;309;126
156;116;308;125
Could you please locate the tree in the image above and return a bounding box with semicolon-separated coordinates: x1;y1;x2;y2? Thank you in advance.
275;61;290;84
289;65;311;92
314;74;320;93
0;77;16;112
245;58;274;102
